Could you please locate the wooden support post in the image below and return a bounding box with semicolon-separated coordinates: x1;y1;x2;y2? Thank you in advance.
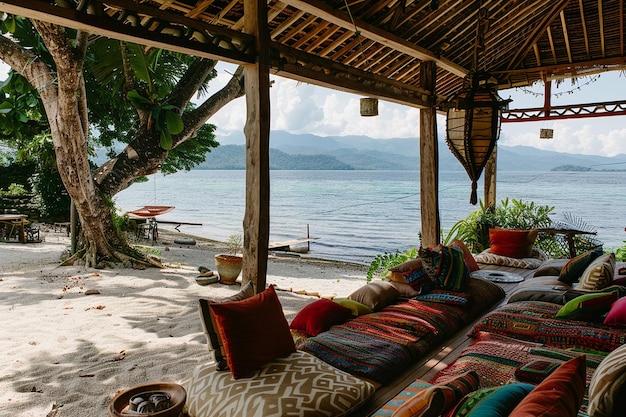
242;0;271;292
484;146;497;208
419;61;440;247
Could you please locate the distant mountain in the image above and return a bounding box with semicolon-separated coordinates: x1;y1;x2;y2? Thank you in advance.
210;131;626;171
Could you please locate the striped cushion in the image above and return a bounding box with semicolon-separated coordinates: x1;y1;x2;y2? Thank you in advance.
588;343;626;417
578;253;615;291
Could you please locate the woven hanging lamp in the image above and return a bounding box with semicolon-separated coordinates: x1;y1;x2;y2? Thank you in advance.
446;70;510;204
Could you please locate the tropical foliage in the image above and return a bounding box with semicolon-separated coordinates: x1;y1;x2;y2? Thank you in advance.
366;247;419;282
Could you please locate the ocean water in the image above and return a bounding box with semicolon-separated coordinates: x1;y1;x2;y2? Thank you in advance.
115;170;626;265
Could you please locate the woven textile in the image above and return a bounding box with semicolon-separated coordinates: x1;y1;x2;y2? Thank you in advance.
469;300;626;352
299;278;504;384
430;332;605;414
184;351;375;417
474;248;547;269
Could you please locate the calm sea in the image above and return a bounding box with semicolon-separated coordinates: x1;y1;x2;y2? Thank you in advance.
115;170;626;265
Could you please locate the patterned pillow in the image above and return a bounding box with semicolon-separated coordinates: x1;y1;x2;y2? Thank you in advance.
209;286;296;379
371;371;479;417
558;249;603;283
184;351;375;417
419;246;469;292
555;291;619;320
451;239;480;272
588;343;626;417
198;281;256;371
289;299;352;337
514;360;560;384
413;289;470;306
447;383;534;417
474;248;546;269
578;253;616;291
509;355;586;417
489;228;538;259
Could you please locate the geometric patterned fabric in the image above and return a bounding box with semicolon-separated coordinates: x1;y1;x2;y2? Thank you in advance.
183;351;375;417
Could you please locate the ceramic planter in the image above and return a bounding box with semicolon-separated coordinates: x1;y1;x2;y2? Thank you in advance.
214;254;243;285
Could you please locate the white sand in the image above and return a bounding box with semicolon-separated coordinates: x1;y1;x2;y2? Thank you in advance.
0;228;370;417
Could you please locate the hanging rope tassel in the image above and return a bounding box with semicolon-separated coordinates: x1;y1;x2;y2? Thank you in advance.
470;180;478;205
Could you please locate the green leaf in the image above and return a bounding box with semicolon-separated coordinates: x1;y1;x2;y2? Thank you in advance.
160;131;173;150
0;101;12;113
164;110;183;134
126;89;151;108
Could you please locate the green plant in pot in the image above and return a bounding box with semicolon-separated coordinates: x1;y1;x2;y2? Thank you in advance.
215;233;243;285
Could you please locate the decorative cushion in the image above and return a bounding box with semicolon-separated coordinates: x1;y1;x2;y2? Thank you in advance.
419;246;469;292
474;248;547;269
209;285;296;379
388;259;423;282
447;383;534;417
558;249;603;283
184;351;375;417
514;360;560;384
533;259;568;277
198;281;257;371
508;287;568;304
389;280;421;298
347;281;400;311
508;355;586;417
555;291;619;320
333;298;374;317
603;296;626;325
289;298;352;337
489;228;538;259
413;289;470;306
451;239;480;272
371;371;479;417
578;253;616;291
588;343;626;417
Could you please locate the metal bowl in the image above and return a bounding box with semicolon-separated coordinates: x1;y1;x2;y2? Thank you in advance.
109;382;186;417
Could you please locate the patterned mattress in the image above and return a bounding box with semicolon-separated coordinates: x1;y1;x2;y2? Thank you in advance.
298;277;505;385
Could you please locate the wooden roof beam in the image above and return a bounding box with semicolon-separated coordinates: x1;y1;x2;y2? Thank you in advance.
559;11;573;63
578;0;591;58
598;0;606;57
281;0;468;77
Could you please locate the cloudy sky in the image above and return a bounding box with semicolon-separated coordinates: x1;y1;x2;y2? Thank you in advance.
2;59;625;157
206;63;626;157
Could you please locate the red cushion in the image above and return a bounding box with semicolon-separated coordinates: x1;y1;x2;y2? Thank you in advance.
489;229;538;259
452;239;480;272
289;298;352;336
604;296;626;325
209;285;296;379
508;355;586;417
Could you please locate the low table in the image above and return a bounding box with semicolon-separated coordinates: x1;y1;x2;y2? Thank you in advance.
470;269;525;283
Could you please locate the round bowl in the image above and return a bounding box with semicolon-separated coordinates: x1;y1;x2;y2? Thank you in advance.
109;382;186;417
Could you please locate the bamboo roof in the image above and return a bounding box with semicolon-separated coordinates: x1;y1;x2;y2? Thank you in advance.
2;0;625;108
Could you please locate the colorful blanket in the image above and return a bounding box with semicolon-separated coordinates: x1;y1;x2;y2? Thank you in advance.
469;300;626;352
298;278;505;385
430;332;606;414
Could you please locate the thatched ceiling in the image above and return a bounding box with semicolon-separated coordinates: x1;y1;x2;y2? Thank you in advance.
1;0;625;108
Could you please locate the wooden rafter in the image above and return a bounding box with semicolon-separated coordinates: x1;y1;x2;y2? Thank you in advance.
560;11;572;63
578;0;590;58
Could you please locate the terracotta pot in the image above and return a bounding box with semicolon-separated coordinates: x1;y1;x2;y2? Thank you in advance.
214;254;243;285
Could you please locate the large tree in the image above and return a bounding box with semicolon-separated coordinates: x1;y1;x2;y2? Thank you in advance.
0;16;245;266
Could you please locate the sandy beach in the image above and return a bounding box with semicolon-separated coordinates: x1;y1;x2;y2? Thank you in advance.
0;227;370;417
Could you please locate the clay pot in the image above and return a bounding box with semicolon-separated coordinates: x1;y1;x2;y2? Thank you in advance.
214;254;243;285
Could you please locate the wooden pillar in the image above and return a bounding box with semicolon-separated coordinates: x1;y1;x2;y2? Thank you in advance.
419;61;440;247
484;146;497;207
242;0;271;292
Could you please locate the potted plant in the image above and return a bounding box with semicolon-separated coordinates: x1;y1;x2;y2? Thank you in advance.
215;233;243;285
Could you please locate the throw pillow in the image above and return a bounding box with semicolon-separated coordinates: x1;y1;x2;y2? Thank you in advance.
413;289;470;306
420;245;469;292
508;355;586;417
389;280;422;298
333;298;374;316
452;239;480;272
447;383;535;417
603;296;626;325
289;298;352;337
555;291;619;320
347;281;400;311
209;285;296;379
578;253;616;291
489;228;538;259
588;343;626;417
388;259;424;282
198;281;256;371
558;249;603;283
514;360;560;384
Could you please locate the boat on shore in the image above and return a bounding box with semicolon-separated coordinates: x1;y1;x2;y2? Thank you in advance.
127;205;175;217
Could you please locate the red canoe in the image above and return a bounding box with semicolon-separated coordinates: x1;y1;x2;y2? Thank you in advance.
128;205;175;217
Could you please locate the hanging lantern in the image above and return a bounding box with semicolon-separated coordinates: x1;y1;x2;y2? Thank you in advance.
360;97;378;116
539;128;553;139
446;70;510;205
